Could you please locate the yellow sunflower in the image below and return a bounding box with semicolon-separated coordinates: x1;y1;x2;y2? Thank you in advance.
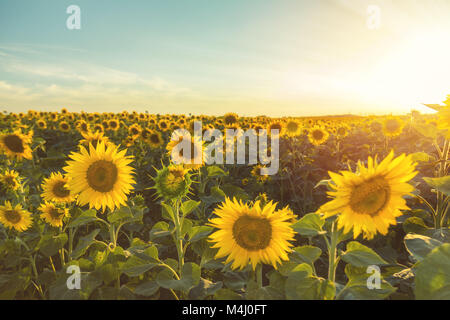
128;123;142;137
382;117;404;137
0;130;33;160
146;130;164;149
208;198;295;270
308;126;329;146
36;119;47;129
41;172;74;203
223;113;239;125
59;121;71;133
80;130;109;148
39;202;69;227
108;119;120;131
285;120;301;137
0;169;20;191
0;201;33;232
64;141;135;212
317;151;417;240
336;124;350;138
268;121;284;136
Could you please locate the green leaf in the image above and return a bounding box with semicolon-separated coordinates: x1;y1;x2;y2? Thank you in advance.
134;281;159;297
181;200;200;216
423;176;450;196
181;218;193;238
404;233;443;262
188;278;223;300
214;288;243;300
291;245;322;268
341;241;387;267
161;202;175;221
108;206;133;224
285;263;321;300
206;165;227;178
39;233;68;257
121;246;159;277
149;221;172;241
415;243;450;299
71;229;100;259
67;209;97;228
156;262;201;292
292;213;325;237
338;265;395;300
403;217;430;235
188;226;213;242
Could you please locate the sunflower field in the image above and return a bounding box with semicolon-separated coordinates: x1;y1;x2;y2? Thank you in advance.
0;97;449;300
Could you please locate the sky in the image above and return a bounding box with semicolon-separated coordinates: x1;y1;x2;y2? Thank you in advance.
0;0;449;116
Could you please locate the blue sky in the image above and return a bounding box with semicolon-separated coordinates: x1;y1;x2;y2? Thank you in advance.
0;0;449;116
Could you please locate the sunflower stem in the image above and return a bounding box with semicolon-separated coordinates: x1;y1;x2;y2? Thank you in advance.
327;222;339;284
256;264;263;288
173;199;185;277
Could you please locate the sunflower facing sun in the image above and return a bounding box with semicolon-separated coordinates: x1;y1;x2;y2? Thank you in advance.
41;172;74;203
317;151;418;240
0;201;33;232
0;130;33;160
308;126;329;146
208;197;295;270
39;202;69;227
64;141;135;212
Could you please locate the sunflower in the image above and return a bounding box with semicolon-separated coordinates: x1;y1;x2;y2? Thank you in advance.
108;119;120;131
0;130;33;160
0;169;20;191
317;151;417;240
41;172;74;203
382;117;404;137
208;198;295;270
59;121;71;132
0;201;33;232
336;124;349;138
146;130;164;148
39;202;69;227
76;120;90;133
80;131;109;148
93;123;104;133
36;119;47;129
152;164;192;200
223;113;239;125
64;141;135;212
308;126;329;146
128;123;142;137
158;120;169;131
285;120;301;137
268;121;284;136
